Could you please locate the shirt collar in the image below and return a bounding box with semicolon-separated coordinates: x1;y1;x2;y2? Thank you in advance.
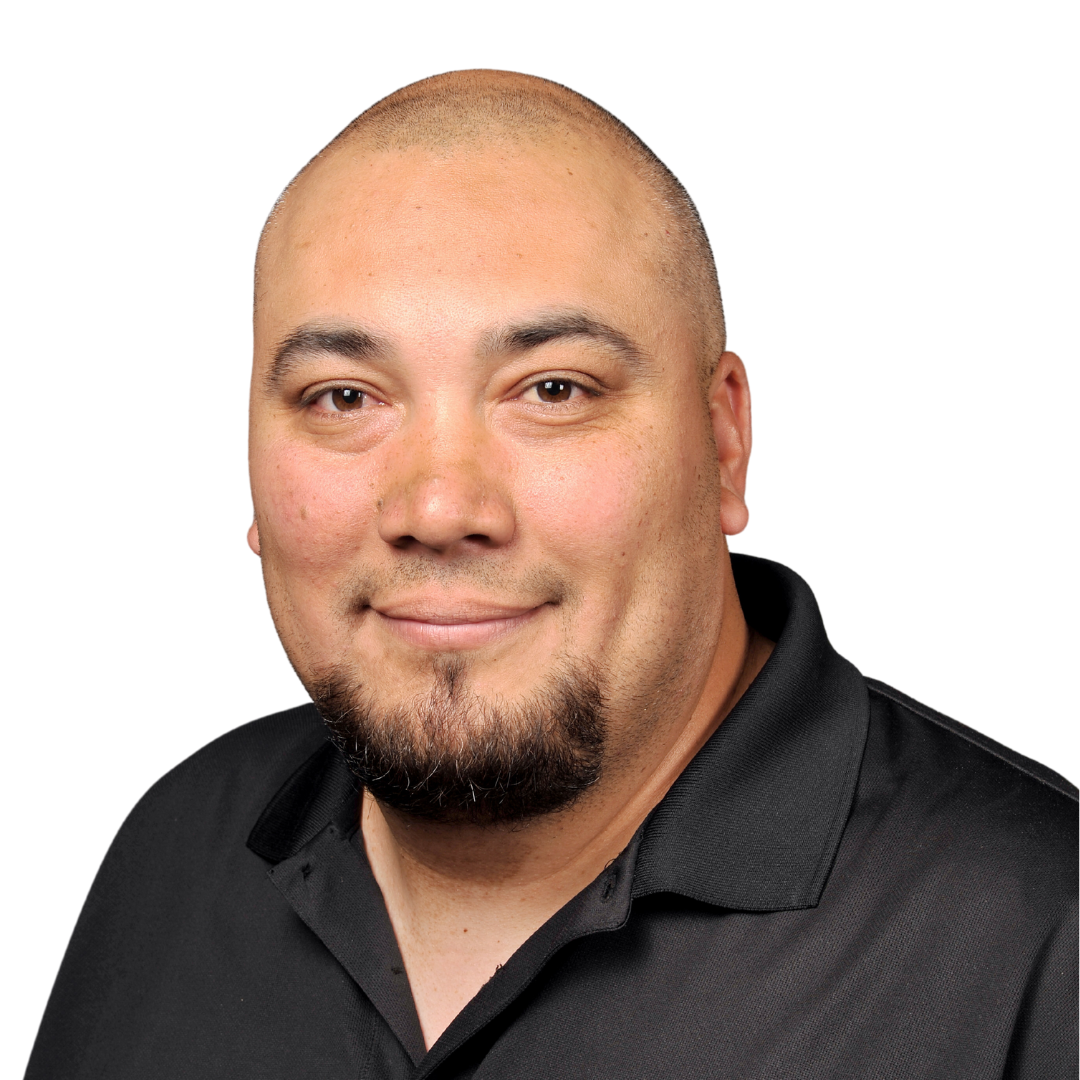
248;554;870;913
633;554;870;910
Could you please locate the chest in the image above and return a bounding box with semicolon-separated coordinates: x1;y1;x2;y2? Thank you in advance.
67;894;1029;1080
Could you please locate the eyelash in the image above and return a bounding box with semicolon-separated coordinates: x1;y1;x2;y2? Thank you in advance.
309;387;373;413
519;378;594;405
303;376;598;414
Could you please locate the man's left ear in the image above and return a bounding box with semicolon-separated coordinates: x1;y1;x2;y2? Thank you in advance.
708;351;752;536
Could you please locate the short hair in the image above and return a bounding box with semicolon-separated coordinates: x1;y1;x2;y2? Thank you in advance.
257;70;725;374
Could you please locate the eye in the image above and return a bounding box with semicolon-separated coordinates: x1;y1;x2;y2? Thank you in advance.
521;379;588;404
312;387;369;412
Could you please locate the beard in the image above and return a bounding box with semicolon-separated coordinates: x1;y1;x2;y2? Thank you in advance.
311;656;607;826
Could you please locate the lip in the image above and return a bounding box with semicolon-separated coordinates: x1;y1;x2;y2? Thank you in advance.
370;599;547;650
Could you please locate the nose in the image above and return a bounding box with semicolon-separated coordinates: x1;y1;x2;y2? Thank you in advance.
377;405;516;555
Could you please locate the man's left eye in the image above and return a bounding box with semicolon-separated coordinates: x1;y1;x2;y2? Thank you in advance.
522;379;586;404
314;387;368;411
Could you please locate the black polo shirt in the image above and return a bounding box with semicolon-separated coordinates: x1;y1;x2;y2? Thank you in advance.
26;556;1078;1079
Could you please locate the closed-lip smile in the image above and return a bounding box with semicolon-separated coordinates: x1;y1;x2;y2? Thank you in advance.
370;598;548;649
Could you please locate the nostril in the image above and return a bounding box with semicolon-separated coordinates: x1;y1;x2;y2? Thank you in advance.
377;474;516;552
390;532;495;554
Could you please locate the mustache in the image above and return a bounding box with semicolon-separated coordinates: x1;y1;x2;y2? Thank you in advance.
336;561;581;613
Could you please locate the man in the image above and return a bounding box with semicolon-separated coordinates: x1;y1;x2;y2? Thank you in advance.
27;70;1076;1079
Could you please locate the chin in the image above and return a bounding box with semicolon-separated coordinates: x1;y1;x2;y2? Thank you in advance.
307;653;609;826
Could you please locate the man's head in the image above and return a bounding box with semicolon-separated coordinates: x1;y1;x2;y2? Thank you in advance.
248;70;752;825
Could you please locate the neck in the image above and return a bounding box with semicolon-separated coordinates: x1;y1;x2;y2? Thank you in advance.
360;566;773;1047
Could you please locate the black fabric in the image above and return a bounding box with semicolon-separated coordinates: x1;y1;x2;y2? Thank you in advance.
634;556;869;909
25;555;1078;1079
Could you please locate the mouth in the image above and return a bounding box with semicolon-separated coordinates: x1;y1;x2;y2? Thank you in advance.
369;599;549;650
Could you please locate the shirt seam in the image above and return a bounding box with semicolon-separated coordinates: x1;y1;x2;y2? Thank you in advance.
866;682;1078;803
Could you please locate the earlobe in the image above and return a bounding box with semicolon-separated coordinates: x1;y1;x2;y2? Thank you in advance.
708;352;752;537
247;518;261;556
719;489;750;537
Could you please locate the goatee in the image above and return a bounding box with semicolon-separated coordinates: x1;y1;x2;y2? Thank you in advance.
312;658;606;825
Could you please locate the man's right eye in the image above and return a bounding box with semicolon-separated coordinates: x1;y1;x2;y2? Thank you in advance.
313;387;368;411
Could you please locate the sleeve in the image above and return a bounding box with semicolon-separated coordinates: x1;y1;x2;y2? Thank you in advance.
1002;897;1079;1080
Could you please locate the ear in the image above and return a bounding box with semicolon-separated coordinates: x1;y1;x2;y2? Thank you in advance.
708;351;752;536
247;517;261;556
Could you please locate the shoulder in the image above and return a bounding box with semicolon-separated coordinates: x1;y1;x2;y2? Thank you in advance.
24;706;331;1077
867;678;1077;803
861;678;1077;908
107;703;328;864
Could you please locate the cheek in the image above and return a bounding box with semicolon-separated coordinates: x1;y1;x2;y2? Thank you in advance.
512;433;698;585
253;439;376;577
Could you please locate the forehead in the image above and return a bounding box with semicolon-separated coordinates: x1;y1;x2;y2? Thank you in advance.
255;140;672;342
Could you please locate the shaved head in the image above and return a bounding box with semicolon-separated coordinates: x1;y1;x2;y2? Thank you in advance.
256;69;725;374
249;68;755;828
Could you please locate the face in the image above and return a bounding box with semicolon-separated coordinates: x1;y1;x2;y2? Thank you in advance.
250;139;744;822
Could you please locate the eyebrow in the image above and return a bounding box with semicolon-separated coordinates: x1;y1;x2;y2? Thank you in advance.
479;312;646;370
264;311;646;393
265;324;389;392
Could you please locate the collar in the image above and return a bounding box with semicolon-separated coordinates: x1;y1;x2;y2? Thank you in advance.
633;554;869;910
248;554;869;914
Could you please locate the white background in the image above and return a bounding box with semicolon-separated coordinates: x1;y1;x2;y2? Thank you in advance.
4;0;1076;1071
